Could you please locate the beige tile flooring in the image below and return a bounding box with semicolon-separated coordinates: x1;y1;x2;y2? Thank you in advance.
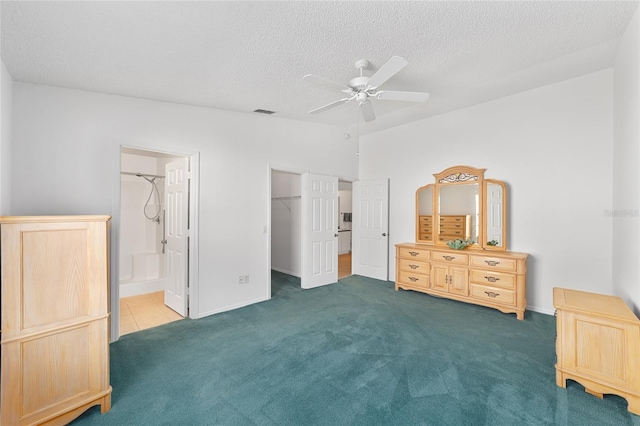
338;252;352;279
120;291;184;336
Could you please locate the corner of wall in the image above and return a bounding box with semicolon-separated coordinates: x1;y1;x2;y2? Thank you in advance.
612;5;640;311
0;58;13;215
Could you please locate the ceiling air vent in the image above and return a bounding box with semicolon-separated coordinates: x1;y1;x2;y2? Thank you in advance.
253;109;276;115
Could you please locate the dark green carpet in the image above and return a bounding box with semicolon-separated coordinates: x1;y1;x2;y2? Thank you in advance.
73;271;639;425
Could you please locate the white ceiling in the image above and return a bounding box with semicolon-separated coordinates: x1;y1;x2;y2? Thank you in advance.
1;1;638;134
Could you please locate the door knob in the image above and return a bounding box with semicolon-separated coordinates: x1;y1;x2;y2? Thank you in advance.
335;233;339;237
382;233;387;237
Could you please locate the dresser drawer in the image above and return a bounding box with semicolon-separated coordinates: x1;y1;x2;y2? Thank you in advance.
469;269;515;290
419;233;433;241
470;284;516;306
420;226;433;233
430;251;468;265
469;255;518;272
397;247;430;261
440;216;466;224
419;216;432;224
439;223;465;231
439;229;467;237
398;258;430;275
398;270;430;289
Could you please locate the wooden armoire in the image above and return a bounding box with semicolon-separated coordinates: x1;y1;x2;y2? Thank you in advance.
0;215;112;425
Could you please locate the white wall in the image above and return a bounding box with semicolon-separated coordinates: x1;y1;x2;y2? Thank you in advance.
613;7;640;313
0;59;12;215
12;83;358;320
271;171;302;277
359;70;614;314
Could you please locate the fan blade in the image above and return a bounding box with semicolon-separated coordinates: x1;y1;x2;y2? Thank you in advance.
304;74;350;92
359;100;376;122
376;90;430;103
366;56;408;89
309;98;351;114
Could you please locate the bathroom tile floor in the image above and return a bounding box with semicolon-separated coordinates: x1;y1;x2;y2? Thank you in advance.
120;291;184;336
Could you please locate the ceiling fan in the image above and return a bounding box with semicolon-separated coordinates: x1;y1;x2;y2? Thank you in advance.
304;56;429;122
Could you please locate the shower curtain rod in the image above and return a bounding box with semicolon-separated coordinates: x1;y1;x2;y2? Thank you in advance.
121;171;165;179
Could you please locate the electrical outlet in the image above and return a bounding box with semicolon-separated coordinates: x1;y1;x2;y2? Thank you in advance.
244;274;250;283
238;275;245;284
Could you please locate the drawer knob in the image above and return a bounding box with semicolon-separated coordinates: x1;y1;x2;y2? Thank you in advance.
484;291;500;298
408;251;419;256
484;276;499;283
409;264;419;269
443;255;455;261
485;260;500;266
408;276;419;282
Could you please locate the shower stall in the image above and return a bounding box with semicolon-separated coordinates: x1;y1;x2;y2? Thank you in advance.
119;148;176;297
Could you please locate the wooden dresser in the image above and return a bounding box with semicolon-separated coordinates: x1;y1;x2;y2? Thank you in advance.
437;215;471;241
395;243;528;319
0;216;112;425
554;287;640;415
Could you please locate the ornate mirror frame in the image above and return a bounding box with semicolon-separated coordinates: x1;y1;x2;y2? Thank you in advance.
415;165;507;251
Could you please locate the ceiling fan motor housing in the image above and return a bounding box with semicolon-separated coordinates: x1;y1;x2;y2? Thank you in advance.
348;76;370;92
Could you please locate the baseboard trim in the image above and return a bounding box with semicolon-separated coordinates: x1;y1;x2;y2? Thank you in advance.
271;267;300;278
527;305;555;316
195;295;270;319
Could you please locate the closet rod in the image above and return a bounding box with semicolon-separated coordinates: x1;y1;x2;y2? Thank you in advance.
121;172;165;179
271;195;301;200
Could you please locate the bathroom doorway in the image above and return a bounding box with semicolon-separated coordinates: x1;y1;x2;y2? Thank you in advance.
118;147;194;336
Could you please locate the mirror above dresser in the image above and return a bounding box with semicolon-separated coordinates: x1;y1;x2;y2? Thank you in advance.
415;165;506;251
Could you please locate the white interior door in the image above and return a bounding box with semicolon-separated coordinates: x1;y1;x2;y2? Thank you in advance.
164;157;189;316
352;178;389;281
301;173;338;289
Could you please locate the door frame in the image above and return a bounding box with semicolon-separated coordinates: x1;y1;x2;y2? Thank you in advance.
111;144;200;342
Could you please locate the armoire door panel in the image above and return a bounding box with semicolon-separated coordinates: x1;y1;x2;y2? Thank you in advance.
21;228;91;329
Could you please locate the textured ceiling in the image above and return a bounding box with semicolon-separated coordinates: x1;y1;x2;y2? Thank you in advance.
1;1;638;134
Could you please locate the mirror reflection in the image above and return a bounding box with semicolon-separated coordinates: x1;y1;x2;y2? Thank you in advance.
438;184;479;243
417;186;433;242
485;182;505;247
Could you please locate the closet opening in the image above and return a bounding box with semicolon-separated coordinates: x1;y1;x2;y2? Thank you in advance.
269;169;353;297
270;169;303;296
